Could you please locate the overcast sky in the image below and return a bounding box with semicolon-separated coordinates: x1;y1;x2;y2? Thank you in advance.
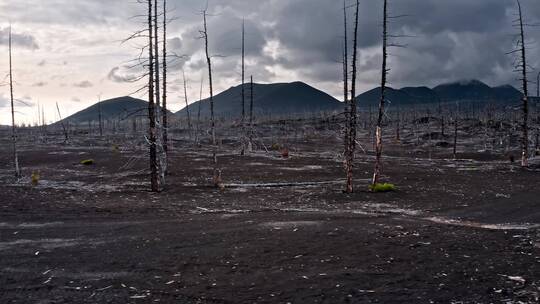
0;0;539;125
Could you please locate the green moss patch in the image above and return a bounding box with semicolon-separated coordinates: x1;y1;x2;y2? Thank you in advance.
80;159;95;166
369;183;396;193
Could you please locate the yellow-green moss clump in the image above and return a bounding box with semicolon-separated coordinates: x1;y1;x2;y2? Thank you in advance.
369;183;396;193
31;171;40;186
80;159;94;166
271;143;282;151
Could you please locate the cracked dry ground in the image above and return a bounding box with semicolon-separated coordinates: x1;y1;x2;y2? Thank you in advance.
0;139;539;303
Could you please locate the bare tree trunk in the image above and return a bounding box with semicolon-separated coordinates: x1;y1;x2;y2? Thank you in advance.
535;128;539;154
98;95;103;137
8;27;20;178
439;99;445;137
41;104;46;135
182;69;192;138
517;0;529;167
372;0;387;186
196;74;203;145
345;0;359;193
153;0;161;111
536;72;540;98
342;0;351;192
55;102;69;142
153;0;166;185
162;0;169;154
396;106;400;141
203;10;222;187
240;20;246;156
453;103;459;160
248;75;254;152
147;0;159;192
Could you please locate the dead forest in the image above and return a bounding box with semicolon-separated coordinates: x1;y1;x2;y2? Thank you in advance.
0;0;539;303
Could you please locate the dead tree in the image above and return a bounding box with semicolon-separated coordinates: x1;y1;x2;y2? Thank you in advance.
147;0;159;192
372;0;388;186
344;0;359;193
162;0;169;154
55;102;69;142
516;0;529;167
182;69;192;138
8;27;20;177
202;10;222;187
240;20;247;155
196;74;204;145
98;95;103;136
395;105;400;141
342;0;350;192
248;75;254;152
453;102;459;160
153;0;161;112
438;98;445;137
536;72;540;97
535;119;539;156
153;0;166;182
41;104;46;134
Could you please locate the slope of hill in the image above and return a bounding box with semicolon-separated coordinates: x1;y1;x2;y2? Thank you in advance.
492;85;523;101
175;81;342;118
59;96;171;124
401;86;440;104
433;80;495;102
355;87;413;107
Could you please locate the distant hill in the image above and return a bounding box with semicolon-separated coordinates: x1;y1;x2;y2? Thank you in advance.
355;87;413;107
491;85;523;101
401;86;440;104
175;81;342;118
356;80;523;107
58;96;172;125
433;80;494;102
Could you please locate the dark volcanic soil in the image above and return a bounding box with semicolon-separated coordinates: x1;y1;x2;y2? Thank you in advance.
0;131;539;303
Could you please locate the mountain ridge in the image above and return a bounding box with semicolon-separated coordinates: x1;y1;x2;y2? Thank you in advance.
57;96;173;125
55;79;525;125
175;81;342;118
356;79;523;106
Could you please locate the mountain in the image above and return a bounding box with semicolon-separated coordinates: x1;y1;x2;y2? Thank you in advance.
59;96;172;124
492;85;523;101
433;80;496;102
175;81;342;118
355;87;414;107
401;86;440;104
355;80;523;107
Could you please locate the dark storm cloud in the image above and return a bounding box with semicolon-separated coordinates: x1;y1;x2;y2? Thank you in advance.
177;10;267;59
259;0;534;89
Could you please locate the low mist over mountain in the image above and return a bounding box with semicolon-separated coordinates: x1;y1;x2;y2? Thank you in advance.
356;80;523;107
58;96;172;125
175;81;342;118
